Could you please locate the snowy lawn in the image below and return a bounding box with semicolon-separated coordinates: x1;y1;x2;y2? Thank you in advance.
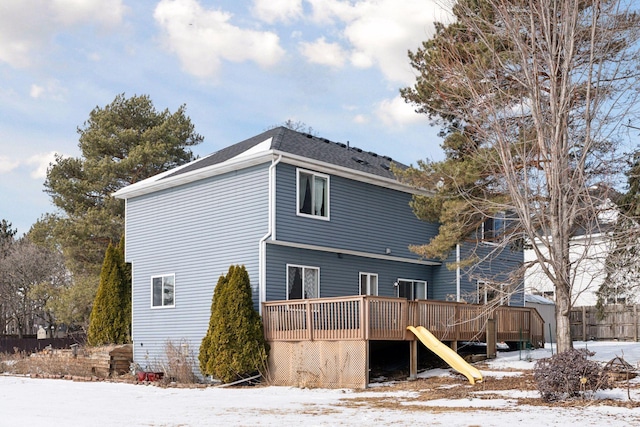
2;341;640;426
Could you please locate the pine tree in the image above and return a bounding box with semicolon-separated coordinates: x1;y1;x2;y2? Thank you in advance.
87;240;130;345
199;265;268;382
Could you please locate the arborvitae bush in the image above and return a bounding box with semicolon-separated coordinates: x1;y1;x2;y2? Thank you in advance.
87;239;131;346
198;265;268;383
533;348;611;401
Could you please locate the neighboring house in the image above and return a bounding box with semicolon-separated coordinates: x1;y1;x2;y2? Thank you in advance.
114;127;529;385
524;192;618;308
525;233;611;307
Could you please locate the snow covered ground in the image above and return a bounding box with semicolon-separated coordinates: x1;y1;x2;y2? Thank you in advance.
2;341;640;426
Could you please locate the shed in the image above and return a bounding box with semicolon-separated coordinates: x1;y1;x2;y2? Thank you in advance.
525;294;556;343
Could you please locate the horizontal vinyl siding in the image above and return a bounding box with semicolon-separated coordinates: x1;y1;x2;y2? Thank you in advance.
430;242;524;306
470;242;524;306
265;244;433;301
430;250;458;301
125;164;269;370
275;163;438;260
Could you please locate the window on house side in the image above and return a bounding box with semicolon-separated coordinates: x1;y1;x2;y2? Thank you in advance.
287;265;319;299
151;274;175;308
397;279;427;300
482;211;506;243
477;281;509;306
297;169;329;219
359;273;378;296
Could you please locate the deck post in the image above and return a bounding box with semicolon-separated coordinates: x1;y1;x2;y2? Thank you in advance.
306;299;313;341
486;318;496;359
409;339;418;380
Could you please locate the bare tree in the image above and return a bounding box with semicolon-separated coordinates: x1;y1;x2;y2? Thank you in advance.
0;238;68;337
402;0;640;352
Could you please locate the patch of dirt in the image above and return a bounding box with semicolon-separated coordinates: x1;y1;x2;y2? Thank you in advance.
343;368;640;412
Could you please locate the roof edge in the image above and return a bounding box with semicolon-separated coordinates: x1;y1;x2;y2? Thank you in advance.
114;148;432;199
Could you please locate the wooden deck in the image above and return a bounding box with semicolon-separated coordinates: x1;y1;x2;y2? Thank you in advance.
263;295;545;346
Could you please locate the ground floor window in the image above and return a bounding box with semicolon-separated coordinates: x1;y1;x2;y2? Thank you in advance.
151;274;175;308
477;281;510;305
287;265;319;299
396;279;427;300
359;272;378;296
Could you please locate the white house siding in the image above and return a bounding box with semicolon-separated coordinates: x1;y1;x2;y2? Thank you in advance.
124;164;269;372
524;233;610;307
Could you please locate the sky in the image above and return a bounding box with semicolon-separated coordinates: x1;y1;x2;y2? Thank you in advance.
0;0;453;235
2;341;640;426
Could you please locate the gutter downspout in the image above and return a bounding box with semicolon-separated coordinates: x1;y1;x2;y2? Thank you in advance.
456;243;461;302
259;154;282;315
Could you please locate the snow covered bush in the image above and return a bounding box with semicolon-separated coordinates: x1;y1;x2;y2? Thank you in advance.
533;348;611;401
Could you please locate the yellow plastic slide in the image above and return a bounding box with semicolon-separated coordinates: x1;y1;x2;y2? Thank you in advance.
407;325;483;385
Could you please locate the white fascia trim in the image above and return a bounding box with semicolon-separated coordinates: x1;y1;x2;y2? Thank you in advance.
267;239;441;266
113;149;275;199
114;143;431;199
273;150;432;196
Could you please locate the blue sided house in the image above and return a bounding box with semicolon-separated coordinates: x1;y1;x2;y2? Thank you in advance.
114;127;541;388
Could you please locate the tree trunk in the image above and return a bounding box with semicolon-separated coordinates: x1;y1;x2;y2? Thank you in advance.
554;284;573;353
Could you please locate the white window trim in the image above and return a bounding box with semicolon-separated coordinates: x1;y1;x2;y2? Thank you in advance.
286;264;320;300
396;278;427;300
296;168;330;221
359;272;379;296
482;211;507;245
477;280;509;306
151;273;176;309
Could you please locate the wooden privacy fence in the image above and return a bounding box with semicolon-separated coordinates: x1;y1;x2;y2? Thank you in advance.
263;296;544;346
571;305;640;341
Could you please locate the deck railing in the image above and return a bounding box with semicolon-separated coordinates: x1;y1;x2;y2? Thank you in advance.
263;296;545;345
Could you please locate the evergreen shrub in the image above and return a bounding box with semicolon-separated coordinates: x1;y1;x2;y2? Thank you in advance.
198;265;268;383
87;238;131;345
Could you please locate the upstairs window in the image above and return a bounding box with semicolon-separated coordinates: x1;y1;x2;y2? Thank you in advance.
287;265;319;299
482;211;506;243
297;169;329;219
359;272;378;296
151;274;175;308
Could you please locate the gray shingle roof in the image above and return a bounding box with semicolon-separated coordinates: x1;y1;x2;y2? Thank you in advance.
165;127;405;180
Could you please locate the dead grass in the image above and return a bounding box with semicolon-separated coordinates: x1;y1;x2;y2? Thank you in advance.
154;340;199;385
344;369;640;413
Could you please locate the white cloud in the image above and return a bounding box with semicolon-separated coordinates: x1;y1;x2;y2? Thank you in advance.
51;0;125;27
252;0;303;24
154;0;286;79
0;156;20;175
306;0;355;24
0;152;56;179
306;0;450;84
299;37;346;67
26;152;58;180
353;114;368;124
375;95;427;127
0;0;125;68
30;85;45;99
29;80;67;100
